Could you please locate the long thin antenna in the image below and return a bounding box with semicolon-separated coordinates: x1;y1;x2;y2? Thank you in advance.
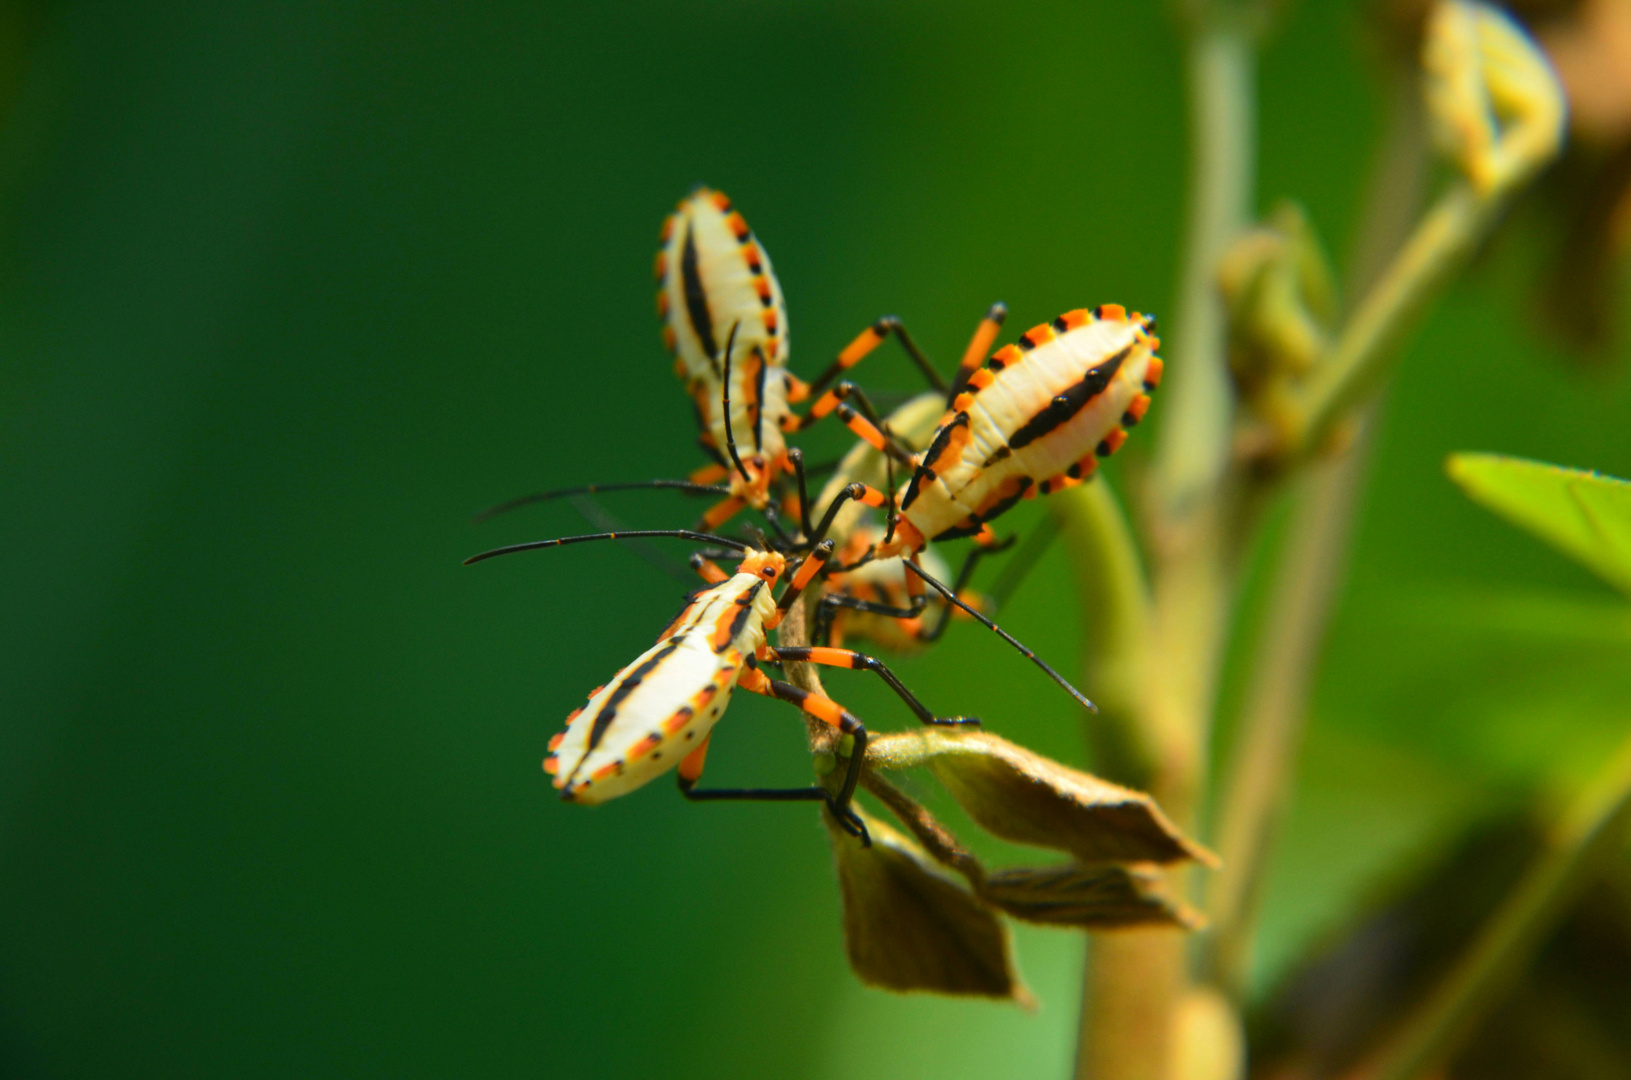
902;558;1096;713
718;323;750;486
465;529;750;566
472;479;730;524
987;513;1060;611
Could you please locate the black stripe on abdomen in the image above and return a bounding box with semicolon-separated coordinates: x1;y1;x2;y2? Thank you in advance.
680;226;719;365
581;640;682;760
1006;344;1131;451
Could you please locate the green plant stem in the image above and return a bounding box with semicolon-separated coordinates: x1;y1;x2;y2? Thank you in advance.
1204;77;1430;1000
1078;17;1258;1080
1151;27;1256;524
1293;180;1489;455
1204;442;1368;998
1344;728;1631;1080
1053;481;1157;789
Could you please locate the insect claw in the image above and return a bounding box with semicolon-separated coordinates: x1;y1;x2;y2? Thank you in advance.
829;800;871;846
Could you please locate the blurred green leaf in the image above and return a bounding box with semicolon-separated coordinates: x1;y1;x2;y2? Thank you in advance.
1447;454;1631;597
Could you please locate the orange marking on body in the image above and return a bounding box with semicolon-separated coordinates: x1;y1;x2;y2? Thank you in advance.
708;601;746;651
966;368;994;391
1096;303;1127;322
689;462;729;484
678;734;711;783
973;523;999;548
927;423;971;476
726;212;750;239
1144;356;1164;389
763;310;778;334
662;706;694;735
588;686;605;699
1125;393;1152;423
991;343;1022;366
625;734;662;763
660;214;675;242
653;250;667;281
1076;453;1100;477
1022;324;1056;349
741;240;760;267
655;291;669;318
543;756;559;775
801;693;845;728
692;683;719;712
897;617;925;637
566;706;584;724
952;391;975;412
1100;427;1128;455
702;496;747;530
663;325;677;353
1057;309;1091;331
591;761;620;782
754;277;772;301
784;373;809;404
709;191;732;212
549;731;566;752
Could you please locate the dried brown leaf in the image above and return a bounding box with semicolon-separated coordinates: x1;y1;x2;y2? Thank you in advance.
827;808;1031;1005
981;863;1203;930
866;729;1218;867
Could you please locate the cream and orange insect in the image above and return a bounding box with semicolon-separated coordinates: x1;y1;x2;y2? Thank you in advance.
463;526;978;843
656;187;1006;532
803;306;1161;690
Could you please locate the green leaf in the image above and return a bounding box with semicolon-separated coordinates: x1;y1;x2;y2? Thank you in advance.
1446;453;1631;596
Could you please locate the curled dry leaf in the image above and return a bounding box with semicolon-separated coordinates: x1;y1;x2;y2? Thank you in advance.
826;808;1032;1006
981;862;1203;931
865;729;1218;867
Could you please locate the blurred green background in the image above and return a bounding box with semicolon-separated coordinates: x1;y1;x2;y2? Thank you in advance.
2;2;1627;1077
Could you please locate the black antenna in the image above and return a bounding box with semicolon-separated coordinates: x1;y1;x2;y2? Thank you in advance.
718;322;750;486
473;479;730;524
465;529;751;566
902;558;1097;713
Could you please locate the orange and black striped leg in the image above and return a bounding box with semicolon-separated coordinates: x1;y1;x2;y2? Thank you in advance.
763;539;835;632
806;316;947;398
790;382;914;465
737;667;870;842
809;482;890;549
759;645;979;728
688;552;731;584
944;302;1008;404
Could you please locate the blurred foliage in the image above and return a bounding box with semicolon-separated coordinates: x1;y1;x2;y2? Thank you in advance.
1;2;1629;1079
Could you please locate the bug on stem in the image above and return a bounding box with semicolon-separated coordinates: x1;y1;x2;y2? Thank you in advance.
464;524;980;844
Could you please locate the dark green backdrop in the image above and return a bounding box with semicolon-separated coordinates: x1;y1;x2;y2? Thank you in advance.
3;2;1627;1077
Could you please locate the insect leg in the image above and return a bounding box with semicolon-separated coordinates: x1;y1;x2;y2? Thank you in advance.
737;666;869;842
786;447;814;538
675;734;836;809
758;645;979;727
944;302;1008;405
806;316;947;398
688;552;731;584
791;383;914;464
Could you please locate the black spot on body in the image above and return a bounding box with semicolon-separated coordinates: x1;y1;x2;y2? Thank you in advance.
1051;316;1070;333
1006;344;1132;451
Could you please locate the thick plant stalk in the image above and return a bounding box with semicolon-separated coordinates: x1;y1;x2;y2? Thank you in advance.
1077;15;1259;1080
